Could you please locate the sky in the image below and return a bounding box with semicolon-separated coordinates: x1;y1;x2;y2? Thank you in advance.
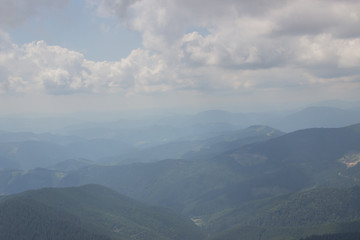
0;0;359;115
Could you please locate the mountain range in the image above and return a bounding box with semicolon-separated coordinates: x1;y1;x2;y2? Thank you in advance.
1;106;359;169
1;107;360;239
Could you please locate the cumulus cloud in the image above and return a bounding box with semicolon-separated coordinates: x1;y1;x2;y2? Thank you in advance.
94;0;360;73
0;0;359;100
0;35;187;95
0;39;85;94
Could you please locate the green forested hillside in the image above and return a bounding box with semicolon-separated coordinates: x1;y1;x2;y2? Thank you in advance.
0;197;111;240
301;232;360;240
0;184;204;240
206;186;360;240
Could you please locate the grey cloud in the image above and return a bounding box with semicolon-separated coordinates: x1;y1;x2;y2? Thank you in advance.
270;0;360;38
93;0;360;90
0;67;10;94
96;0;288;44
95;0;141;19
0;0;69;28
308;66;360;79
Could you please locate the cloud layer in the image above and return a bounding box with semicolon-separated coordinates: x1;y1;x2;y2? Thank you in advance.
0;0;359;103
0;0;68;28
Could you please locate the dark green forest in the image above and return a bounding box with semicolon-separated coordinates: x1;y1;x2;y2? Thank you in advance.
0;184;204;240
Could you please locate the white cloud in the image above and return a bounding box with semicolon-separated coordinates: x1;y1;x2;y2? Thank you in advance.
0;0;359;108
94;0;360;75
0;39;85;94
0;35;182;95
295;34;360;79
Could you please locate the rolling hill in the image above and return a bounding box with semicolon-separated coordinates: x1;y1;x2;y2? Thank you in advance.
206;186;360;240
0;184;204;240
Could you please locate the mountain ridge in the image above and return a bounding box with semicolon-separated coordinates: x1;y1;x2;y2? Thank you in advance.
0;184;204;240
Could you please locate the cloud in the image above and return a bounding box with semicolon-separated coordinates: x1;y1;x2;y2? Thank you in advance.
0;0;69;28
94;0;360;72
270;0;360;38
0;35;184;95
0;0;359;104
0;39;85;94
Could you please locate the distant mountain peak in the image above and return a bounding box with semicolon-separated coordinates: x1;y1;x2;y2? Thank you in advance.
273;106;360;131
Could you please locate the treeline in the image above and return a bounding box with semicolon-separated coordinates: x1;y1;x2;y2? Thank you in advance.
301;232;360;240
0;185;205;240
0;197;113;240
207;186;360;231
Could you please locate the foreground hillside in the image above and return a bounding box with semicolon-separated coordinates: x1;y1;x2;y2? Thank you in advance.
0;184;204;240
206;186;360;240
